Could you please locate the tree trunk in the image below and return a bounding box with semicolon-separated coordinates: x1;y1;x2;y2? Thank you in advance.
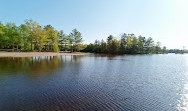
71;44;73;52
31;43;33;51
61;41;63;51
17;45;18;52
65;44;66;51
13;43;14;52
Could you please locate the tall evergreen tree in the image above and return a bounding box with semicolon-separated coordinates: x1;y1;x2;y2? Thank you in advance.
69;29;83;52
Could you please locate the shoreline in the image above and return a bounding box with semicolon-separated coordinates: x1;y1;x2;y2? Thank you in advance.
0;52;88;57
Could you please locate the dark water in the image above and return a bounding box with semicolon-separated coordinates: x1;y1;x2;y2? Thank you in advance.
0;54;188;111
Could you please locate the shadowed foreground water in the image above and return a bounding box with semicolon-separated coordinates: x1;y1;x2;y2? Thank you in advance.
0;54;188;111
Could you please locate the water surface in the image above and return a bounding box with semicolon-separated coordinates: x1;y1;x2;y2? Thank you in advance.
0;54;188;111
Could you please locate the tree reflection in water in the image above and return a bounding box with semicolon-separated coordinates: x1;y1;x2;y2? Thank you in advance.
0;55;84;76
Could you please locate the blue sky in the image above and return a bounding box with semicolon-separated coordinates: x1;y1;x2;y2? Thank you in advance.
0;0;188;49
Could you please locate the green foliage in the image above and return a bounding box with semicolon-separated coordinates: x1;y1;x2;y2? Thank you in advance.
20;24;31;51
31;25;48;52
6;23;21;51
69;29;83;52
107;35;119;54
0;19;167;54
53;41;59;52
59;32;70;51
82;33;167;54
119;33;127;54
0;19;84;52
0;23;8;49
138;35;146;54
44;25;59;52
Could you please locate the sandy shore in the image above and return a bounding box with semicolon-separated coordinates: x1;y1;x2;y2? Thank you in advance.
0;52;87;57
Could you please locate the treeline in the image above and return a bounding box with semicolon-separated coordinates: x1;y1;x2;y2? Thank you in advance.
82;34;168;54
0;19;168;54
168;49;188;54
0;19;84;52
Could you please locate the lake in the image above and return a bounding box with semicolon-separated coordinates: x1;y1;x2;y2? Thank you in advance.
0;54;188;111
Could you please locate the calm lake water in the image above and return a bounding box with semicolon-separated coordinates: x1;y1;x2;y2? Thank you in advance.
0;54;188;111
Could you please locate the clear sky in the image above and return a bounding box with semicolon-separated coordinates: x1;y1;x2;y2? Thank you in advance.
0;0;188;49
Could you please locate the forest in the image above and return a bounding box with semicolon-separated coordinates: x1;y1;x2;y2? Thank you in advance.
0;19;84;52
0;19;167;54
82;34;167;54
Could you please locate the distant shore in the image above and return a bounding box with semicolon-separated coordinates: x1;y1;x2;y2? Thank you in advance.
0;52;88;57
